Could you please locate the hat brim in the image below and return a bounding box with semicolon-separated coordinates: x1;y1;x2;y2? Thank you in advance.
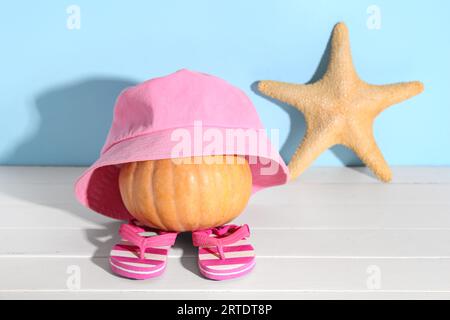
75;127;289;220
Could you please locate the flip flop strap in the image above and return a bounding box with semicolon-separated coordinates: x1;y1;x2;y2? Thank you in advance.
119;223;178;259
192;224;250;260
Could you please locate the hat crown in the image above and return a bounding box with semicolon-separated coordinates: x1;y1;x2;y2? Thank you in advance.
102;69;262;154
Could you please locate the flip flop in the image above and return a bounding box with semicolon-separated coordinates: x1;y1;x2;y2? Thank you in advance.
192;224;256;280
109;220;178;280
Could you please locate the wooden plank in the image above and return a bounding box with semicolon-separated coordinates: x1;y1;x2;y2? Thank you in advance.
0;166;84;184
1;182;449;208
2;257;450;299
2;229;450;258
297;167;450;184
235;203;450;230
5;291;450;300
2;202;450;230
1;167;448;231
1;184;449;230
253;184;450;206
0;205;111;229
1;166;449;185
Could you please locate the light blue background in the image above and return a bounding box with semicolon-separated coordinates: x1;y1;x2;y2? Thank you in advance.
1;0;448;166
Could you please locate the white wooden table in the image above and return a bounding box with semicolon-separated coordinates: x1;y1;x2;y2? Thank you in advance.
1;166;450;299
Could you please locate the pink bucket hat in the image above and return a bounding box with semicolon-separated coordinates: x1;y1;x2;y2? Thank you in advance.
75;69;289;220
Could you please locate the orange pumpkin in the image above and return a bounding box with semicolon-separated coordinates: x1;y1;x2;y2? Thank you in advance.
119;155;252;232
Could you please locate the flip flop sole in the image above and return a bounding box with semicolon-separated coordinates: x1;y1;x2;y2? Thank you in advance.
110;259;167;280
110;243;169;280
198;239;256;280
198;259;256;281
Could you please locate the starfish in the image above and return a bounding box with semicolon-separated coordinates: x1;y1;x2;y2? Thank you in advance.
258;22;424;182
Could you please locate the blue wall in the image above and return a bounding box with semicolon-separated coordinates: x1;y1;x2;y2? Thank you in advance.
1;0;448;166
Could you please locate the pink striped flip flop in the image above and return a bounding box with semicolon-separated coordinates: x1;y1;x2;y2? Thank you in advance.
109;220;178;280
192;224;256;280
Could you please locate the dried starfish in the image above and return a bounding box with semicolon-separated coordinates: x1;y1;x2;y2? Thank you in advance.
258;22;424;182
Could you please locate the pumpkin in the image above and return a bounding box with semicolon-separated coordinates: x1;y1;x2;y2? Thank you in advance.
118;155;252;232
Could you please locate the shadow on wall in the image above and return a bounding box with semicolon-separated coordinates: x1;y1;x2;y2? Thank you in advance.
1;77;202;277
5;78;137;165
252;30;363;167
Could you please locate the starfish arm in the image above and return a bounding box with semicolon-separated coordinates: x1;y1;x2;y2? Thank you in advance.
258;80;318;113
324;22;359;84
346;124;392;182
288;127;339;180
369;81;424;114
